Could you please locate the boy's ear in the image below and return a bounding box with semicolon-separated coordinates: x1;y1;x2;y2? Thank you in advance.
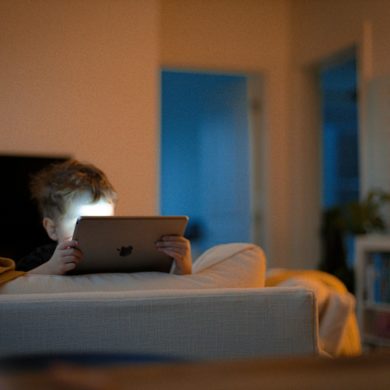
42;217;58;241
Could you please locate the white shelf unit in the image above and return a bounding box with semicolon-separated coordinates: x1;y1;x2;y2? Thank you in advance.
355;235;390;348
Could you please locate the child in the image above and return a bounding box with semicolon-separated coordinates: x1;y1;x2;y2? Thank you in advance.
16;159;192;275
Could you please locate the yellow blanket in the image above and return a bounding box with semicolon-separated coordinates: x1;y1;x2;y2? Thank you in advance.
0;257;25;286
266;268;362;357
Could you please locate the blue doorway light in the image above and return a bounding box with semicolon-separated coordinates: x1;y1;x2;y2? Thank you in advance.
320;57;360;209
161;70;251;258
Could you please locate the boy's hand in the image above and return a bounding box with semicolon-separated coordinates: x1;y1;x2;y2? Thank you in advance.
29;240;83;275
155;235;192;275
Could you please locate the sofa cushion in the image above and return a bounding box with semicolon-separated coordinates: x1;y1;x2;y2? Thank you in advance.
0;243;266;294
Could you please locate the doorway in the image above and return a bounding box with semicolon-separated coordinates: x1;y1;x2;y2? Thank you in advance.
319;50;359;270
320;54;360;210
160;70;263;258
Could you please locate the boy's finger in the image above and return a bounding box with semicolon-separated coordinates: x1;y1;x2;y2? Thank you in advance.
64;256;80;264
58;240;79;249
156;241;187;249
159;248;180;260
161;235;187;242
157;247;185;256
67;240;79;248
63;247;82;257
63;262;77;271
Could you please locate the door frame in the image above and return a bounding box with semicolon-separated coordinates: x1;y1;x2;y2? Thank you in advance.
159;67;267;251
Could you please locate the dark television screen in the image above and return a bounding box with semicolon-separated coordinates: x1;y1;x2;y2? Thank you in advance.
0;155;70;261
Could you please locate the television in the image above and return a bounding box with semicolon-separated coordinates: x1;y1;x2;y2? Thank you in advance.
0;155;70;261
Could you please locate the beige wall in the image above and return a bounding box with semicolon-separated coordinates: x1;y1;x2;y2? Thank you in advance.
161;0;293;267
0;0;159;215
289;0;390;268
291;0;390;75
161;0;390;268
2;0;389;268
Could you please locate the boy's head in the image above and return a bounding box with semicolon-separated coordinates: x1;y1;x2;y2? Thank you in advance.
30;159;117;243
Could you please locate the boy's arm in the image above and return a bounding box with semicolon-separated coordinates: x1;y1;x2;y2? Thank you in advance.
16;244;56;272
28;240;82;275
156;235;192;275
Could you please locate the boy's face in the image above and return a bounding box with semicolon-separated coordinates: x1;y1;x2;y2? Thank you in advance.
44;192;115;243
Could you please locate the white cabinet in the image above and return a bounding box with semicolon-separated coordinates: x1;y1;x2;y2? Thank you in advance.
355;235;390;347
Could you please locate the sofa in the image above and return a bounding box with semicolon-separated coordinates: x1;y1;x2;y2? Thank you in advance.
0;243;320;361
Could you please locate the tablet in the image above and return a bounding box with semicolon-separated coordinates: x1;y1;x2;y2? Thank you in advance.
70;216;189;274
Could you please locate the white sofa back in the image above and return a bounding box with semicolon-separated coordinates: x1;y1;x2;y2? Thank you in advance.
0;243;320;360
0;287;319;360
0;243;266;294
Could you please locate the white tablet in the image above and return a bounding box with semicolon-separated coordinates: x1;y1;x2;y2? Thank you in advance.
70;216;189;274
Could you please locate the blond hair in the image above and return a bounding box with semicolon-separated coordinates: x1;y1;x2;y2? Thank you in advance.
30;159;117;220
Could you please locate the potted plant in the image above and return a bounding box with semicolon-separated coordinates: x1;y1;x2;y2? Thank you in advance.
343;190;390;235
319;190;390;293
